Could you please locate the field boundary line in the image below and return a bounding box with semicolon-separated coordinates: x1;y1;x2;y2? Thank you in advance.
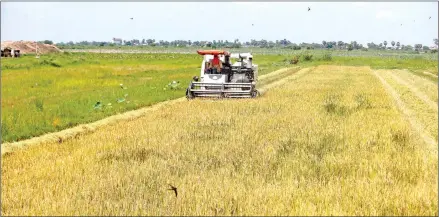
258;67;296;80
258;67;312;95
372;70;437;150
1;67;303;156
387;70;438;111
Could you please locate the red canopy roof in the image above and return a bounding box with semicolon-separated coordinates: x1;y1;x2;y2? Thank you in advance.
196;50;229;56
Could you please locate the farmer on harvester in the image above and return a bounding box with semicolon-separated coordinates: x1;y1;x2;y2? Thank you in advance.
208;54;222;74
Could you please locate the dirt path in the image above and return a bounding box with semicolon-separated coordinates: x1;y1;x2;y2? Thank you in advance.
1;67;305;155
387;71;438;111
372;70;437;149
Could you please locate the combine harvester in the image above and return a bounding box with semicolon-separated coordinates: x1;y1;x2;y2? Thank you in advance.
186;50;259;99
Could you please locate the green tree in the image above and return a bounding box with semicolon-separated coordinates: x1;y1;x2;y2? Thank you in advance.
337;41;344;49
414;44;422;51
396;42;400;49
391;41;395;48
43;40;53;45
351;41;358;49
383;41;387;49
404;45;413;50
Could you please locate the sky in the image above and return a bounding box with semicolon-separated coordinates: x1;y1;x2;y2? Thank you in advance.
1;2;438;47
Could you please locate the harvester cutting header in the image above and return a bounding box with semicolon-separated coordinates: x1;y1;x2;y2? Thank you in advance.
186;50;259;99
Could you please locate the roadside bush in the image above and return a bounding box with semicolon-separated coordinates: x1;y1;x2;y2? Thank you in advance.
321;52;332;61
301;52;313;61
290;56;299;64
40;59;62;67
431;49;438;54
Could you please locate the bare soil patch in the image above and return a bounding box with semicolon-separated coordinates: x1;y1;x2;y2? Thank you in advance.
1;41;62;54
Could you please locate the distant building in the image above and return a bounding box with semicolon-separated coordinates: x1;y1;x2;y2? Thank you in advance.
113;38;123;45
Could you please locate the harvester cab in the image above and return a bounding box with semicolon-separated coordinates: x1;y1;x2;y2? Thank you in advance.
186;50;259;99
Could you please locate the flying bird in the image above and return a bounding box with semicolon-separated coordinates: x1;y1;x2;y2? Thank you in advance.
252;24;254;26
308;7;311;11
429;16;431;19
168;184;178;197
130;18;133;20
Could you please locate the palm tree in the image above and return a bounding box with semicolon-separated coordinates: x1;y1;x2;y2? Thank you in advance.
391;41;395;48
322;41;327;48
396;42;400;50
384;41;387;49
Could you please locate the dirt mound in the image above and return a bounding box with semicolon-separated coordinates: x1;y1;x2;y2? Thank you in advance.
1;41;62;54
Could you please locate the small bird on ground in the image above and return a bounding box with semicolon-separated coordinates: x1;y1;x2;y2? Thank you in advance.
168;184;178;197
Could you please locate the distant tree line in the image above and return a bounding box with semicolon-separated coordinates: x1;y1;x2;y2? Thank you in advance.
53;38;438;52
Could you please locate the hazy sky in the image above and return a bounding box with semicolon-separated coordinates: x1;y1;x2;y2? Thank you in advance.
1;2;438;46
